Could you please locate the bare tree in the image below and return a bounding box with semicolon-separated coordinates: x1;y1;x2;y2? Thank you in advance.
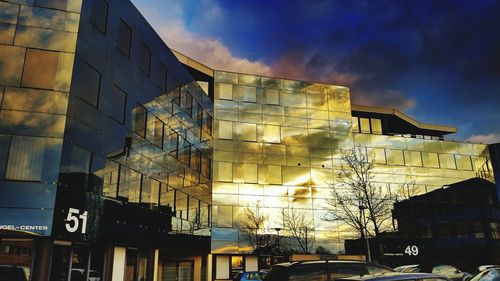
281;208;314;254
325;147;393;238
394;179;419;201
240;204;268;252
186;208;209;235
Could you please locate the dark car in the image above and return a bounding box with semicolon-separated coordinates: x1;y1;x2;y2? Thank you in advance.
392;264;471;281
470;267;500;281
0;265;28;281
263;260;394;281
339;272;451;281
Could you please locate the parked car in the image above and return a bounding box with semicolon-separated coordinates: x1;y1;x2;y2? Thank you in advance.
470;267;500;281
390;264;471;281
476;265;499;273
263;260;394;281
0;265;28;281
70;268;101;281
233;271;266;281
339;272;452;281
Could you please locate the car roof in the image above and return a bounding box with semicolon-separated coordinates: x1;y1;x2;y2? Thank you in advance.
339;272;450;281
272;260;374;268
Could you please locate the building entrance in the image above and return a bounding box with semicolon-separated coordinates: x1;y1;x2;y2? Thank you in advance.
161;261;194;281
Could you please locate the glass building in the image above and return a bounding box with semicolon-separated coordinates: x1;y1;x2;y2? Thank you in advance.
0;0;496;280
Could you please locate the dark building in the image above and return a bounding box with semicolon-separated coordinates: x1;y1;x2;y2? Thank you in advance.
346;177;500;270
0;0;212;280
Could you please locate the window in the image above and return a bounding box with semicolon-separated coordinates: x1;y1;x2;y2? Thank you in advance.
239;85;256;102
171;81;181;106
404;151;422;167
5;136;61;181
117;19;131;57
141;177;160;206
217;162;233;182
90;0;108;34
22;49;59;90
132;105;147;137
370;118;382;134
368;148;386;164
243;163;257;183
156;62;167;91
422;152;440;168
182;92;193;116
386;149;405;165
139;42;151;76
359;118;370;133
241;123;257;141
217;206;233;227
59;144;91;174
153;117;164;148
217;83;232;100
101;85;127;123
439;153;456;169
118;167;141;202
191;149;201;172
204;113;213;136
0;44;25;87
352;117;360;133
218;121;233;139
265;88;279;105
72;59;101;107
455;155;472;170
263;125;280;143
201;155;211;179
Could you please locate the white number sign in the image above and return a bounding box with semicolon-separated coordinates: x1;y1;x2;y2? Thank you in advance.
404;245;419;256
65;208;88;234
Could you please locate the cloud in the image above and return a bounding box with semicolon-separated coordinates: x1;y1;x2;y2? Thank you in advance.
467;134;500;144
135;3;272;76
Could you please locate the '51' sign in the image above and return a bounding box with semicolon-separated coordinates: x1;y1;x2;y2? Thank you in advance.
65;208;88;234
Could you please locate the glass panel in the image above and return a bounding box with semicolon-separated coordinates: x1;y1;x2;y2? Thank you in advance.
0;2;19;25
386;149;405;165
404;150;422;167
117;19;131;57
368;148;386;164
100;84;126;123
0;45;25;87
243;163;258;183
265;88;279;105
154;117;164;148
2;87;69;114
35;0;82;13
217;83;233;100
217;206;233;227
59;143;91;173
21;49;66;91
216;162;233;182
351;117;359;133
439;153;456;169
370;118;382;134
140;42;151;76
241;123;257;142
455;155;472;170
218;120;233;140
263;125;281;143
90;0;108;34
359;118;370;133
15;25;77;53
72;58;101;107
132;105;147;138
422;152;439;168
238;85;256;103
0;23;16;44
118;167;141;202
19;5;80;33
141;177;160;206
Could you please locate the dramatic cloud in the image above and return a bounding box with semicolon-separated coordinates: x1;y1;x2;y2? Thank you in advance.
467;134;500;145
134;2;271;76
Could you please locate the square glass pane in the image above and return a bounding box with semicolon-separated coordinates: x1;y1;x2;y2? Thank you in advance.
216;162;233;182
217;83;233;100
100;84;126;123
217;206;233;227
359;118;370;133
371;118;382;134
265;88;280;105
351;117;359;133
218;120;233;139
422;152;439;168
117;19;131;57
386;149;404;165
241;123;257;142
22;49;59;90
72;58;101;107
263;125;281;143
5;136;46;181
90;0;108;34
238;85;256;103
243;163;257;183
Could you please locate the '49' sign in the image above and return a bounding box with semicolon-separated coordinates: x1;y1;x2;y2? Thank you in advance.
404;245;419;256
65;208;88;234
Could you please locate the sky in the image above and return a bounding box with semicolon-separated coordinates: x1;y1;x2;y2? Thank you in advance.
131;0;500;143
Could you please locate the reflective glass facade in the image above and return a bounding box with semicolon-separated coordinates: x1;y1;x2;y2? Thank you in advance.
211;70;494;254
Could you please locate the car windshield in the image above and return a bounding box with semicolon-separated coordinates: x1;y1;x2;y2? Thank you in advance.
470;269;500;281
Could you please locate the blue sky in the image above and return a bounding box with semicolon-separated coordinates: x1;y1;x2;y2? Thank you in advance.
132;0;500;143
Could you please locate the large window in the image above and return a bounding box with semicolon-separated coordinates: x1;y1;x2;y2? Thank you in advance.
5;136;61;181
153;117;164;148
139;42;151;76
90;0;108;34
132;105;147;137
100;85;127;123
117;19;131;57
72;59;101;107
22;48;59;90
156;62;167;91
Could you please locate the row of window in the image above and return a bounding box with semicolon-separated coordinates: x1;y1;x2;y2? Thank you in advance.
100;162;210;224
132;106;211;178
352;117;382;134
